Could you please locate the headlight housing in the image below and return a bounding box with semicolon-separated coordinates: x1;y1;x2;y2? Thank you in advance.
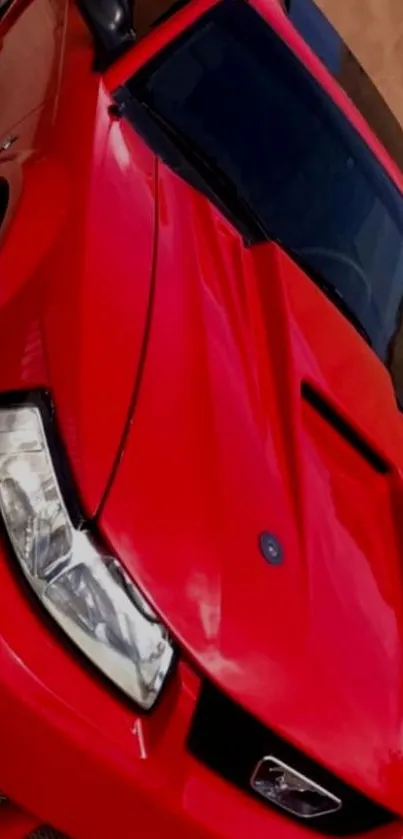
0;401;174;709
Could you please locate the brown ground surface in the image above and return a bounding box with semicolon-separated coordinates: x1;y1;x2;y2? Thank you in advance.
316;0;403;129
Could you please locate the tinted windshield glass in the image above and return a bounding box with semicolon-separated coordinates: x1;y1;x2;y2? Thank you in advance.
131;0;403;363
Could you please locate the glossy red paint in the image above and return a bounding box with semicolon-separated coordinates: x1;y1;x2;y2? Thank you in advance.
40;70;158;515
1;1;403;838
100;164;403;812
0;1;158;516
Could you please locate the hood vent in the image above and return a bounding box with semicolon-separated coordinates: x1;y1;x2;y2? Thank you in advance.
301;382;388;475
188;681;394;834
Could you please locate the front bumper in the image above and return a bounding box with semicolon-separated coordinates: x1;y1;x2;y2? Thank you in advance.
1;539;403;839
0;535;281;839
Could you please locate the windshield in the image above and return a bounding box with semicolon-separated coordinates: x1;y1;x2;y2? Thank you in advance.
129;0;403;369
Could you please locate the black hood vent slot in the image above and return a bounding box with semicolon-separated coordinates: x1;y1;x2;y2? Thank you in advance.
301;382;388;475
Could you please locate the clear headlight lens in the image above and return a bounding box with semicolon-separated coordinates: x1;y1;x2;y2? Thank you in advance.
0;404;173;709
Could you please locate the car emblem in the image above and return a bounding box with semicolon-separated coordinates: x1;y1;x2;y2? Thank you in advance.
251;756;342;819
259;532;283;565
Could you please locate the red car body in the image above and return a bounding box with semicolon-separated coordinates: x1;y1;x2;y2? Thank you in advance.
1;0;403;837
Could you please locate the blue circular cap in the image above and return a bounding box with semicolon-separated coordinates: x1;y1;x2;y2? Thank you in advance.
259;532;283;565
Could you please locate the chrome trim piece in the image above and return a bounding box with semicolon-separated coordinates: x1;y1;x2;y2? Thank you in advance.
250;755;342;819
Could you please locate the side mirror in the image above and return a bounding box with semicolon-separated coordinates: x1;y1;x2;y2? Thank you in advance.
77;0;135;66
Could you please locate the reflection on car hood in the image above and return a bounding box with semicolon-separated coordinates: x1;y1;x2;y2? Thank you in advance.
100;162;403;815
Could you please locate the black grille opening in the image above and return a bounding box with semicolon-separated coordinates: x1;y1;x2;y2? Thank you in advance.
187;682;395;835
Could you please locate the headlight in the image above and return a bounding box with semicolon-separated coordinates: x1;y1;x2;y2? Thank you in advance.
0;402;174;709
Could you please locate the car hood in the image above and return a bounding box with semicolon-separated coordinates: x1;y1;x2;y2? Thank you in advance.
100;163;403;813
41;80;158;516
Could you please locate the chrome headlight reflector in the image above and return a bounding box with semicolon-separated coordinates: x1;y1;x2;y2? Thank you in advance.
0;403;173;709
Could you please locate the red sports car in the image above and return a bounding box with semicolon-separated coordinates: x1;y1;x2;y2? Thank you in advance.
1;0;403;837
